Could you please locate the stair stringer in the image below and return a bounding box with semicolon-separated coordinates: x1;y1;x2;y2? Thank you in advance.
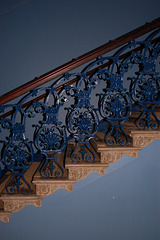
90;130;160;165
0;129;160;222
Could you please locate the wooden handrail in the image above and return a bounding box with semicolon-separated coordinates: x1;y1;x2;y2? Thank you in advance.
1;35;160;119
0;17;160;105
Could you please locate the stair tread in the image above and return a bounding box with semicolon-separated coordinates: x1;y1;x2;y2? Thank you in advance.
33;178;75;183
33;152;68;179
0;193;41;199
65;142;101;165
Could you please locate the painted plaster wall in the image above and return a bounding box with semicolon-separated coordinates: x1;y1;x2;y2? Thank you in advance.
0;1;159;239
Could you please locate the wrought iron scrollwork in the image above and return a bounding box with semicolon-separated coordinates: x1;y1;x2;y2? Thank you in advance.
27;87;67;179
64;75;99;163
1;139;33;194
0;28;160;194
86;54;132;147
34;121;66;179
128;30;160;130
100;91;132;146
0;104;33;195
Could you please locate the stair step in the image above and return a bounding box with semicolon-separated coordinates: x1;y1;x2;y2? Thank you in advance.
32;178;76;197
0;210;11;223
33;152;68;180
129;129;160;147
91;132;133;150
31;151;75;197
90;132;141;164
0;162;40;195
0;120;160;222
91;125;160;164
0;194;42;214
65;143;109;181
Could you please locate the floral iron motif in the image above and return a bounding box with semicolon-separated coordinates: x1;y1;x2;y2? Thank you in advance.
0;29;160;194
128;30;160;130
64;74;99;163
27;88;67;179
0;105;33;195
86;54;132;146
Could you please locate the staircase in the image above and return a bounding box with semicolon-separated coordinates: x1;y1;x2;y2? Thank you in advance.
0;18;160;223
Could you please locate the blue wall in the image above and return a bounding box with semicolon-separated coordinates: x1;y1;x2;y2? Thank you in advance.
0;0;160;239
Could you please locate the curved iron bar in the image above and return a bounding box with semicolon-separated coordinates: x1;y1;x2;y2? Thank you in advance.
1;138;33;195
0;101;34;194
61;73;99;163
39;152;64;179
26;87;67;179
128;29;160;130
0;28;160;194
83;51;133;146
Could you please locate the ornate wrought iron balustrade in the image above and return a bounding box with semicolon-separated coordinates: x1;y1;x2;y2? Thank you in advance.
0;29;160;195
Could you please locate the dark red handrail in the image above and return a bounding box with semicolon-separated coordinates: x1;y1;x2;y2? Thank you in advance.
0;17;160;105
1;35;160;119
